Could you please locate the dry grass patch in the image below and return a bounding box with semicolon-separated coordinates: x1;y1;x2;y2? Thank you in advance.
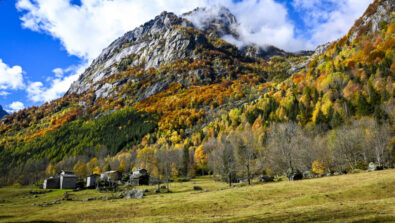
0;170;394;223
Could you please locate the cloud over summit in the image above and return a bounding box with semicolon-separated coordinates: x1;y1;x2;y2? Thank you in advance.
15;0;373;103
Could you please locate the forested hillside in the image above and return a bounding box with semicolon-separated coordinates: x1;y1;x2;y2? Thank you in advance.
0;0;393;185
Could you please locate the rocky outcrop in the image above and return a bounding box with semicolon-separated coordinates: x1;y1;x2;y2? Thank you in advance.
312;42;333;57
241;45;288;61
348;0;394;42
67;11;196;95
0;105;8;119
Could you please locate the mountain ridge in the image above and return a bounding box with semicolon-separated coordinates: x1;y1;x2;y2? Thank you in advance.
67;6;315;96
0;105;7;119
0;0;393;186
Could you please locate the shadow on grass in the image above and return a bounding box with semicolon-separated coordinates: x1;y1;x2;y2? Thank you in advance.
14;221;66;223
210;206;395;223
0;215;12;219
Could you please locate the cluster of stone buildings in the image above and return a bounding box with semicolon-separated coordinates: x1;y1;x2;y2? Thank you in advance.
43;168;150;189
43;170;78;189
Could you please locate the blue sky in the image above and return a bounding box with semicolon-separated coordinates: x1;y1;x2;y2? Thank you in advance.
0;0;372;113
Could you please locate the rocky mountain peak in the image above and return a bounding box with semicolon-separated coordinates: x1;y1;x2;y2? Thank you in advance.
182;6;238;37
90;11;188;67
67;6;242;95
0;105;8;119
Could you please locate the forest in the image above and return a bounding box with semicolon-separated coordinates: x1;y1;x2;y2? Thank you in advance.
0;0;394;186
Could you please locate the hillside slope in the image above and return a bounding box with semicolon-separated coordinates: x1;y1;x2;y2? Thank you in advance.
0;0;393;185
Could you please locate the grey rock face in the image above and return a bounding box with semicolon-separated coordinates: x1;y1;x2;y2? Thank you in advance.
348;0;394;42
67;11;193;95
241;44;289;60
312;42;332;57
67;7;243;97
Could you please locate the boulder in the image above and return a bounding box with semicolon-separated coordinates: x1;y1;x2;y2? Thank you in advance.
303;171;314;179
259;175;274;182
286;168;303;181
118;192;125;198
368;162;377;171
193;186;203;191
125;189;144;199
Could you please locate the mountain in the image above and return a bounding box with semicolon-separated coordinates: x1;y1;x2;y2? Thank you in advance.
67;6;304;97
0;105;7;119
0;0;393;185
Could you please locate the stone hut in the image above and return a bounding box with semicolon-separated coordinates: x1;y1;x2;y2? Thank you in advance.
86;174;99;188
100;170;122;182
43;175;60;189
130;168;149;186
60;170;77;189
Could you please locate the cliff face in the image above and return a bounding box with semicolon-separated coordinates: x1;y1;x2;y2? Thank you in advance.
348;0;394;42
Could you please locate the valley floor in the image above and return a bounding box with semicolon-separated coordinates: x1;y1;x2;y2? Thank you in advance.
0;169;395;223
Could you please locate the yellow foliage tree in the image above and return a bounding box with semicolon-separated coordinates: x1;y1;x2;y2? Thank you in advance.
118;160;126;173
87;157;99;174
171;162;179;178
46;163;56;176
73;161;88;178
312;160;326;175
194;145;208;168
92;166;101;175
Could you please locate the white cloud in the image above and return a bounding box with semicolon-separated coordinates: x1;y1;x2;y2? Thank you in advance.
16;0;204;61
228;0;309;51
27;64;85;102
0;59;25;90
16;0;374;55
15;0;374;104
292;0;373;45
0;91;10;96
8;101;25;112
16;0;311;60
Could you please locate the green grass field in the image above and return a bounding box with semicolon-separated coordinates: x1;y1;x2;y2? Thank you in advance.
1;169;394;223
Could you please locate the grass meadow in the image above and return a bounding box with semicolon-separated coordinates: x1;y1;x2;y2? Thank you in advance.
0;169;394;222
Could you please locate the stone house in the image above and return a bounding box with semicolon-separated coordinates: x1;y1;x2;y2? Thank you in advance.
86;174;99;188
130;168;149;186
43;175;60;189
60;170;78;189
100;170;122;182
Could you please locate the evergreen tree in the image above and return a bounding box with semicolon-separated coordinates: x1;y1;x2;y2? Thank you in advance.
356;92;372;116
182;146;189;176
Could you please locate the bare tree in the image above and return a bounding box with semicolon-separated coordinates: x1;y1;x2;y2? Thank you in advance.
204;138;219;176
266;122;303;175
368;122;391;167
208;136;237;186
329;124;364;171
156;144;179;191
229;126;260;185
